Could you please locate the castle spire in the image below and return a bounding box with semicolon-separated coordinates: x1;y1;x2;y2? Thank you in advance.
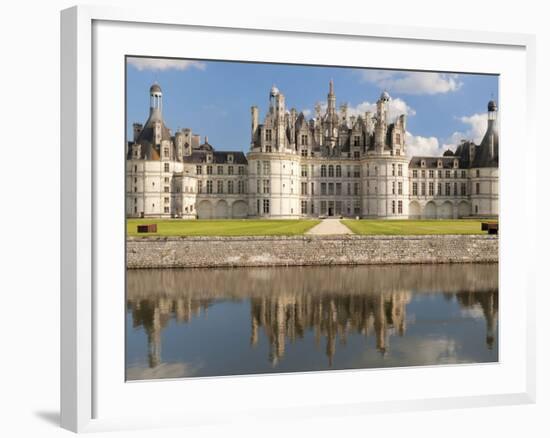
327;79;336;115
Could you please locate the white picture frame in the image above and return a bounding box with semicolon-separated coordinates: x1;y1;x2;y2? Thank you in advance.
60;5;536;433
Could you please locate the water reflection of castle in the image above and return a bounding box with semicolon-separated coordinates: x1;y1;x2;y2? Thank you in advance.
249;292;410;366
127;264;498;369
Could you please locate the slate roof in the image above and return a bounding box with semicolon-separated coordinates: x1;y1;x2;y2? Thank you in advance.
471;120;499;168
182;150;248;165
127;110;172;160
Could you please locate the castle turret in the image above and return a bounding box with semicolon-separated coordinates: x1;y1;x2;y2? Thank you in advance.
375;91;390;150
149;83;162;118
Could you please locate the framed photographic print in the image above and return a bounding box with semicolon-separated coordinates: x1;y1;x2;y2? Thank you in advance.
61;5;536;433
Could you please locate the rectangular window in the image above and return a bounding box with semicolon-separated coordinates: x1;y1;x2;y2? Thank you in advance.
346;166;351;178
461;170;467;178
336;166;342;177
438;170;442;178
353;166;360;177
217;180;223;193
301;201;307;214
263;161;270;175
263;199;270;214
228;180;234;194
445;183;451;196
164;163;170;172
421;170;426;178
353;183;359;196
263;179;270;194
206;165;212;175
392;164;396;176
398;182;403;195
421;182;426;196
311;182;315;195
301;182;308;195
197;180;203;194
354;136;360;146
217;166;223;175
328;166;334;177
164;197;169;204
265;129;272;141
321;183;327;195
354;151;360;159
301;165;308;177
429;182;434;196
429;170;434;178
412;182;418;196
437;183;442;196
347;183;351;195
336;183;342;196
301;134;308;145
164;177;169;183
392;181;395;195
228;166;234;175
206;180;213;194
453;183;458;196
461;183;467;196
237;180;244;194
238;166;245;175
476;182;480;194
398;164;403;177
392;200;396;214
445;170;451;178
398;200;403;214
413;169;418;178
328;183;334;195
301;149;308;157
164;206;169;213
164;186;170;193
265;145;272;153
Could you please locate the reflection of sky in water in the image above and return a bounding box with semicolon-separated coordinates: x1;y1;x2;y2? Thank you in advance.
126;264;498;380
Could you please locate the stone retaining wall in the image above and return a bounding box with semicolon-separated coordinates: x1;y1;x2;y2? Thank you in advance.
126;235;498;269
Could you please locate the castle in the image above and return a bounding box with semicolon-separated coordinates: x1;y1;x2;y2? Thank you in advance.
126;82;499;219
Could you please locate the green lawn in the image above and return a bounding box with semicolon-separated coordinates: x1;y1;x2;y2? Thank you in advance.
127;219;321;237
341;219;493;235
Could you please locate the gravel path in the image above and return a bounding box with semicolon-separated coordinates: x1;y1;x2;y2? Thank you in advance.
306;218;354;235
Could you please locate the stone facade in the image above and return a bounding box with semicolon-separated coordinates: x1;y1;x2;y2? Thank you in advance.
126;235;498;269
126;82;499;219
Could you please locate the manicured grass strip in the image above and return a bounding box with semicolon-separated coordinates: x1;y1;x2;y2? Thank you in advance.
341;219;492;235
127;219;321;237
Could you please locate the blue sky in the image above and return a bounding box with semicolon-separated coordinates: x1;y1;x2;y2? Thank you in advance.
126;57;498;157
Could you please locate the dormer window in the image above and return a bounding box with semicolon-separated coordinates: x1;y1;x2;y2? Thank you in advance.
228;154;234;163
421;160;426;168
453;159;459;168
437;160;442;168
207;153;213;163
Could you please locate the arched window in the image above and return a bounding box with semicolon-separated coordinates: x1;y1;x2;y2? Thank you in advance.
335;165;342;177
321;165;327;177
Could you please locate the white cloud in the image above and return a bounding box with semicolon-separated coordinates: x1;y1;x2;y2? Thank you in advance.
361;70;462;95
442;113;490;150
301;109;312;118
405;132;443;157
127;57;206;72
